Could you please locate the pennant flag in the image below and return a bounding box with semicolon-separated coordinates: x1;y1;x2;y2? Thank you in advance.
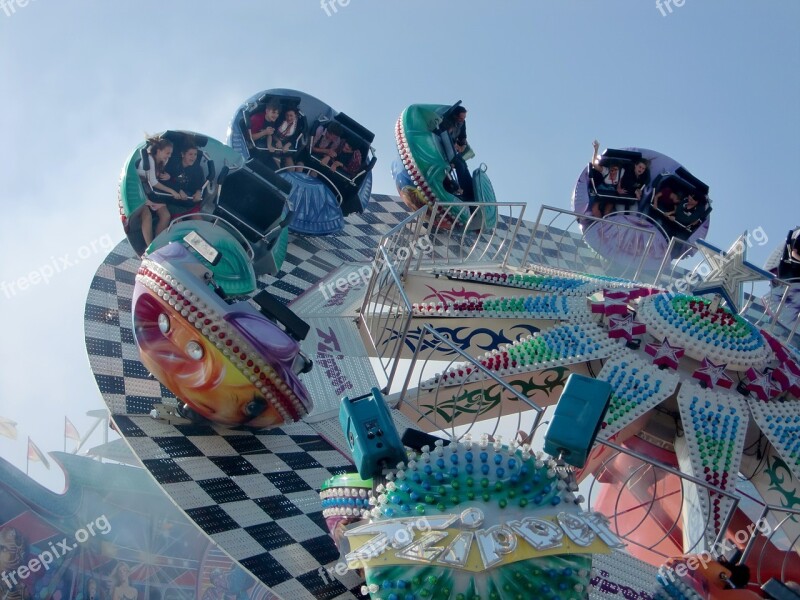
27;438;51;469
0;416;18;440
65;417;81;441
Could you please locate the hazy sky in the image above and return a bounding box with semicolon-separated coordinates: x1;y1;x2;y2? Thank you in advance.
0;0;798;490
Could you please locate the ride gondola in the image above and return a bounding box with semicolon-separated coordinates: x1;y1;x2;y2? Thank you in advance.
573;145;712;273
228;89;377;235
392;101;498;231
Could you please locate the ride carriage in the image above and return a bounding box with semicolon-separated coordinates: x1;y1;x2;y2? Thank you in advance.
119;130;292;277
229;89;377;235
573;146;713;274
392;100;498;231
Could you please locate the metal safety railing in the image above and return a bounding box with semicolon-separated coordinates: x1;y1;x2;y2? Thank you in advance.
395;323;546;442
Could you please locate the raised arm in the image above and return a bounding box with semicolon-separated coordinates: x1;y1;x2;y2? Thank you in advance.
591;140;601;164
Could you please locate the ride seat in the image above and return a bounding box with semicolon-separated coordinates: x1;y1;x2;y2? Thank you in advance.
214;163;290;246
243;95;308;165
300;117;377;214
778;228;800;280
588;151;641;209
647;173;711;240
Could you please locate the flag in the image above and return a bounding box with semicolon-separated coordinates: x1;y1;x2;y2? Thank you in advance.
0;416;18;440
27;438;50;469
65;417;80;441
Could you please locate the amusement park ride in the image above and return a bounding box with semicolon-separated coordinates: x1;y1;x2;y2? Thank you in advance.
86;90;800;599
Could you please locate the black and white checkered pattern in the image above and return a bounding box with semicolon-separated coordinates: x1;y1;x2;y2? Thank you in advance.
86;196;417;599
84;194;623;599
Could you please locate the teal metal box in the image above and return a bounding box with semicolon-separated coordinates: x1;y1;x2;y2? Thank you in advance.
339;387;406;479
544;374;612;468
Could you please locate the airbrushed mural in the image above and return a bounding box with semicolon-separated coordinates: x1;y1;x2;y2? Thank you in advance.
0;453;276;600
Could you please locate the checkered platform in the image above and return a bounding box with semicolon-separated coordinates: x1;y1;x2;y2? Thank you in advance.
86;195;419;600
85;193;658;599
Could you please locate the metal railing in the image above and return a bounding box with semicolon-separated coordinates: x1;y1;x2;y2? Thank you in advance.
395;323;546;442
586;438;740;561
359;245;414;392
740;503;800;585
415;201;531;270
761;277;800;346
521;205;659;281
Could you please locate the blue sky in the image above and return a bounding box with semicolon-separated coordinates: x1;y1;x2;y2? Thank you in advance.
0;0;798;489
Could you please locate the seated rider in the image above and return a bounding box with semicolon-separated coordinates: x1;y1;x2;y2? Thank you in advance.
440;106;468;154
330;139;363;178
165;144;206;219
588;140;622;217
271;109;303;168
311;121;343;166
617;159;649;200
778;226;800;279
249;103;281;149
440;107;473;200
663;191;706;240
138;136;180;248
672;192;706;229
652;185;681;215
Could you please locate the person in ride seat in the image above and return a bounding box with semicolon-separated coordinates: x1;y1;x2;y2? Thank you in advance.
440;107;473;200
653;185;681;215
441;106;468;152
663;191;707;240
165;144;206;219
272;108;303;168
138;136;180;247
588;140;623;217
618;159;650;200
249;103;280;149
330;139;363;177
311;121;343;165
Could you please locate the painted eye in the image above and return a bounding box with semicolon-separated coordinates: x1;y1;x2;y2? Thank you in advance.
158;313;170;334
185;341;204;360
244;396;266;418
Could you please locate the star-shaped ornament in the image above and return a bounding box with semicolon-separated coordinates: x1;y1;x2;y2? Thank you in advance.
644;338;685;370
746;367;783;401
760;329;793;364
692;357;734;389
691;234;774;312
772;364;800;397
607;314;646;342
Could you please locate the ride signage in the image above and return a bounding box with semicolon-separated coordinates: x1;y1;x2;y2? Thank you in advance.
345;505;623;572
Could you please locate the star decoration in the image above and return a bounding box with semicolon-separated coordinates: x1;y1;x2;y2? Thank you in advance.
772;364;800;397
591;293;630;316
760;329;793;364
607;314;646;342
692;358;734;389
746;367;783;401
604;289;630;300
627;287;656;299
644;338;685;370
691;234;774;312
